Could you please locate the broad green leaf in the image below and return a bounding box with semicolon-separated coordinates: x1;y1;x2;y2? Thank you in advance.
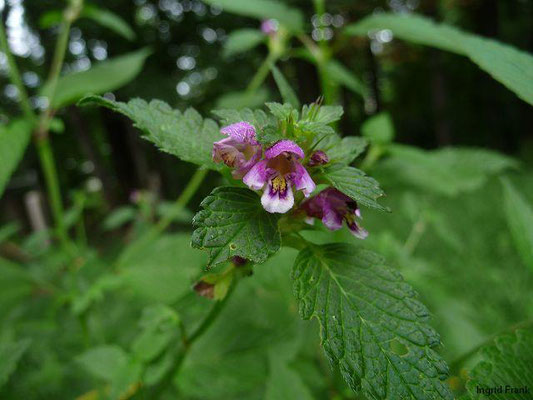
82;4;136;41
325;136;368;165
223;29;265;57
0;336;31;388
381;145;517;196
212;108;273;130
42;48;151;108
465;330;533;400
132;304;179;362
292;243;452;400
264;353;314;400
323;165;388;211
79;96;222;169
326;60;367;98
271;65;300;109
202;0;304;32
502;179;533;273
122;234;207;303
266;102;296;121
192;187;281;267
102;206;136;231
76;345;129;381
345;13;533;105
361;112;395;145
0;119;32;198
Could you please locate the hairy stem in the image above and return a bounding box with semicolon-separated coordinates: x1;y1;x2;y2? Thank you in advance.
0;20;34;120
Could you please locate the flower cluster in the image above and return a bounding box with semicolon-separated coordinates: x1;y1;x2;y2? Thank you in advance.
213;122;367;238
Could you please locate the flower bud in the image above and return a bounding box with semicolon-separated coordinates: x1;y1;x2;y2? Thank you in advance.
193;281;214;299
308;150;329;167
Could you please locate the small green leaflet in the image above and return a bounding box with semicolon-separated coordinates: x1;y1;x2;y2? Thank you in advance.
192;187;281;267
323;165;388;211
42;48;151;108
292;243;453;400
502;179;533;273
0;119;32;199
271;65;300;109
345;13;533;106
201;0;304;32
223;29;265;58
79;95;222;169
465;330;533;400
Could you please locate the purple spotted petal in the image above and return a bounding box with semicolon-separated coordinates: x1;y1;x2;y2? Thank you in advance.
292;162;316;197
347;219;368;239
220;122;258;144
243;160;271;190
232;147;262;179
261;179;294;213
322;206;343;230
265;140;305;160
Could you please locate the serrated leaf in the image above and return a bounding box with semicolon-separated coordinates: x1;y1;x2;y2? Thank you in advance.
381;145;517;196
323;165;387;211
212;108;273;130
202;0;304;32
192;187;281;267
502;179;533;273
315;105;344;124
0;336;31;388
223;29;265;58
79;95;222;169
271;65;300;109
0;119;32;199
292;243;453;400
326;60;367;98
266;102;296;121
82;4;136;41
361;112;395;145
42;48;150;108
465;330;533;400
325;136;368;165
345;13;533;105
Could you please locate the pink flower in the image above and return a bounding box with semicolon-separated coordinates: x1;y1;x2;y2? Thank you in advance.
212;122;262;178
243;140;316;214
301;188;368;239
261;19;279;35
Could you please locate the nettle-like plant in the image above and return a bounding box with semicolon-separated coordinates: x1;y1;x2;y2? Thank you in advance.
80;94;452;399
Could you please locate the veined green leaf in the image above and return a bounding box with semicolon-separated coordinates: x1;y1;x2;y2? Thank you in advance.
0;119;32;199
192;187;281;267
465;330;533;400
325;136;368;165
271;65;300;109
42;48;151;108
502;179;533;273
201;0;304;32
345;13;533;105
79;95;222;169
323;165;388;211
292;243;453;400
223;29;265;57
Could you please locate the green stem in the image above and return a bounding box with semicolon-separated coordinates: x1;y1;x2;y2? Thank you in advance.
35;138;69;247
403;216;427;255
115;168;208;268
246;53;277;94
0;20;34;120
